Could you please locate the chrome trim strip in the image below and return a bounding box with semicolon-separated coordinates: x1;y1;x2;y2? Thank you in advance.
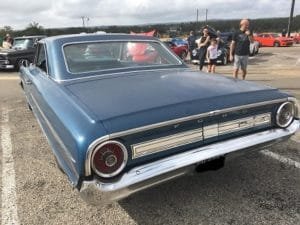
218;113;271;135
203;124;218;139
53;67;190;83
80;120;300;204
131;113;271;159
85;98;287;176
131;128;203;159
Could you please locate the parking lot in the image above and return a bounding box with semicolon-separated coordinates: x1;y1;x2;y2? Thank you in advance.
0;45;300;225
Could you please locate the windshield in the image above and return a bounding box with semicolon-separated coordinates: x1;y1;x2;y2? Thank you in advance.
63;41;182;74
13;39;34;49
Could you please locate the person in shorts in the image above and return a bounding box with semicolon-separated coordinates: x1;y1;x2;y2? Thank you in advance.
206;38;218;73
230;19;254;80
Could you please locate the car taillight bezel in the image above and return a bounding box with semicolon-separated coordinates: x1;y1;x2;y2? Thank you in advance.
91;140;128;178
276;102;295;128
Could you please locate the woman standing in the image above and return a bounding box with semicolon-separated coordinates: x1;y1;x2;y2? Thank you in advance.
2;35;13;49
198;27;210;71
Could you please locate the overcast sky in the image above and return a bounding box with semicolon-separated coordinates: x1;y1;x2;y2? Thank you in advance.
1;0;299;30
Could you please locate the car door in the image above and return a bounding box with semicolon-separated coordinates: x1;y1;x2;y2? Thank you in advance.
255;34;264;46
263;34;272;46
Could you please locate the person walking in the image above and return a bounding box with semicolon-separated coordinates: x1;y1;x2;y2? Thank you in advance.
187;31;197;62
229;19;253;80
206;38;218;73
198;27;210;71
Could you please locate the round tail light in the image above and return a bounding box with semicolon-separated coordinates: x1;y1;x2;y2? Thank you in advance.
91;141;128;178
276;102;295;128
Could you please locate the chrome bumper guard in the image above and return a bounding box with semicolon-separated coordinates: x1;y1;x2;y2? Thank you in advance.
79;120;300;205
0;60;14;69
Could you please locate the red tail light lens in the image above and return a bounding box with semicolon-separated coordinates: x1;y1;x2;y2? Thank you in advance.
91;141;128;178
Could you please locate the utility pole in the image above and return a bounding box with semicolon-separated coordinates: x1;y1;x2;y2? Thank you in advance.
81;16;85;27
196;8;199;23
205;9;208;24
287;0;295;37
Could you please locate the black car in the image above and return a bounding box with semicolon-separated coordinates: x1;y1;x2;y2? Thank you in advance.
191;41;229;65
190;26;229;65
0;35;46;70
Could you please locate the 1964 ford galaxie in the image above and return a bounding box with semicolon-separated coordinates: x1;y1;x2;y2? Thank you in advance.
19;34;300;205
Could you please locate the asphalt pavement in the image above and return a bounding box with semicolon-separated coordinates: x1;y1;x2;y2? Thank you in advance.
0;45;300;225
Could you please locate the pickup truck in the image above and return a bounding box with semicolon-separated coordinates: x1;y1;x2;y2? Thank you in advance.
0;35;46;70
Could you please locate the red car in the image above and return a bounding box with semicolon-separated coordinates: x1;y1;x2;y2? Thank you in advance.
291;33;300;44
254;33;293;47
164;41;188;59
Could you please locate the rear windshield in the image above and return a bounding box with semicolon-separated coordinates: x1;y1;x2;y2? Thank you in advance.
63;41;182;74
13;38;34;49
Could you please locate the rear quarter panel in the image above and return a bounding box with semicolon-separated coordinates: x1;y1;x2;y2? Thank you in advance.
20;66;108;186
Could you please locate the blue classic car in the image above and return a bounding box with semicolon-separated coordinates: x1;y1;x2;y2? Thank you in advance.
19;34;300;205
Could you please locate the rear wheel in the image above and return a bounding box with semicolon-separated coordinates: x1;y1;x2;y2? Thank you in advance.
274;42;280;47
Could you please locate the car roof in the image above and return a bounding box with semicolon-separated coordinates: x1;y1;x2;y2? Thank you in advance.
14;35;47;39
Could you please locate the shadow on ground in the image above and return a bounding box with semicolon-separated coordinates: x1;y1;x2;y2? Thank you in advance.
119;152;300;225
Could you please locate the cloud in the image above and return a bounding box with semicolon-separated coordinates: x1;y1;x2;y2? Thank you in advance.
0;0;299;29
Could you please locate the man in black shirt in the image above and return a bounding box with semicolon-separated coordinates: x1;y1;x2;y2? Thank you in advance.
230;19;253;80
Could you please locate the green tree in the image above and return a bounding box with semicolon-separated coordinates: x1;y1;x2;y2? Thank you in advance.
23;22;45;36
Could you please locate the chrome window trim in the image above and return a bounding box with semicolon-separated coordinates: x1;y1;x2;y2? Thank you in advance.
85;98;288;176
91;140;128;178
52;67;190;83
61;39;183;75
34;43;50;76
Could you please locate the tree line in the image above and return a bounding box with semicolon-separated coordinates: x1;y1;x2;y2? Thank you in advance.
1;15;299;39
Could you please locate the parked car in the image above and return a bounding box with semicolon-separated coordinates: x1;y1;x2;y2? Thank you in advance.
291;33;300;44
254;33;293;47
171;37;188;46
19;34;300;206
0;35;46;70
164;40;188;59
191;41;229;65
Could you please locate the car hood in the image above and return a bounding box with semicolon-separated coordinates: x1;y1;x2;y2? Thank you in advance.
64;69;288;133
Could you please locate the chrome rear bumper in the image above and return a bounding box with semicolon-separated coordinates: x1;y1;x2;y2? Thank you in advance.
79;120;300;205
